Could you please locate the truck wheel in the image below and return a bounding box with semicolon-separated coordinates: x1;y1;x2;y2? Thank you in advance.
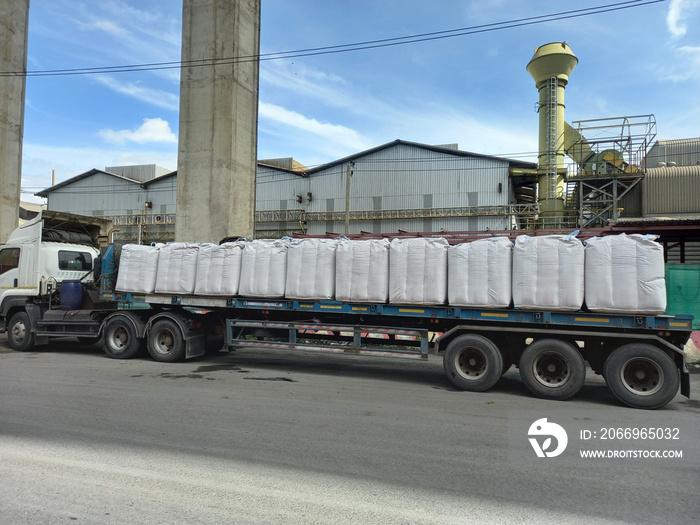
443;334;503;392
7;311;35;351
604;344;679;409
519;339;585;400
103;317;142;359
147;319;185;362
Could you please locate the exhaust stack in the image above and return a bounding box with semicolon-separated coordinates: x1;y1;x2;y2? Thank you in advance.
527;42;578;225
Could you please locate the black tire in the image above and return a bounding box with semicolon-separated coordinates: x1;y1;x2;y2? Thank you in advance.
147;319;185;362
519;339;586;400
443;334;503;392
102;317;142;359
604;344;679;410
7;311;35;351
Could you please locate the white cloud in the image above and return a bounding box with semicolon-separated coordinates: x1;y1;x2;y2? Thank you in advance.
99;118;178;145
80;18;129;37
672;45;700;80
94;76;179;110
259;102;371;150
667;0;700;37
260;61;397;120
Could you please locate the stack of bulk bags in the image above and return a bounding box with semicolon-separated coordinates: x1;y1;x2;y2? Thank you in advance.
238;239;290;298
335;238;390;303
194;242;245;296
584;233;666;314
155;243;199;294
285;238;337;300
390;238;448;305
115;244;161;293
448;237;513;308
513;234;584;311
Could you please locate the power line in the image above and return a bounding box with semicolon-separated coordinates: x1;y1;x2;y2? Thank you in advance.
0;0;664;77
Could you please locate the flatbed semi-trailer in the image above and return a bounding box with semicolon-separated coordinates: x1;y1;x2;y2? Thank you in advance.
92;287;693;410
0;211;693;410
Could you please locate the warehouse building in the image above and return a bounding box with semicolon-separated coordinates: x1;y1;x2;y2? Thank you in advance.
36;140;537;242
36;164;176;243
256;140;536;237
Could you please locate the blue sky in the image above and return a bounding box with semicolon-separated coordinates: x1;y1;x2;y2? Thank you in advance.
20;0;700;202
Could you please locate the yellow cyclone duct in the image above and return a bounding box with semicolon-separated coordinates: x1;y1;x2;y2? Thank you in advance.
527;42;578;221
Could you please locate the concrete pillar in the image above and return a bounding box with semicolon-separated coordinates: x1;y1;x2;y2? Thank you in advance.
176;0;260;243
0;0;29;243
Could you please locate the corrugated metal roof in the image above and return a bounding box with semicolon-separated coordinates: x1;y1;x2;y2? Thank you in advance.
35;169;141;197
646;166;700;176
306;139;536;174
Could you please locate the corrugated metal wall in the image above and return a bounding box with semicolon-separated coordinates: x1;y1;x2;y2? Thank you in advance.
255;165;310;211
47;173;177;217
646;139;700;168
47;173;144;216
643;166;700;215
145;177;177;215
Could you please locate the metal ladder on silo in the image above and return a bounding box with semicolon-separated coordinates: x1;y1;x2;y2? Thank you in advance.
543;77;559;226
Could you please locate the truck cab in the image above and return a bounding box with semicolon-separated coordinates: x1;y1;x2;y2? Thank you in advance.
0;211;112;349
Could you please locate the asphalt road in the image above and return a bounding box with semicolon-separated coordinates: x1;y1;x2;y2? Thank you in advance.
1;339;698;525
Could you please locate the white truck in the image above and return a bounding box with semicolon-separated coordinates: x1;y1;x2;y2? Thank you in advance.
0;211;694;409
0;211;111;349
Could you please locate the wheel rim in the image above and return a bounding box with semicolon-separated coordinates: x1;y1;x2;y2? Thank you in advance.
620;357;663;396
109;326;128;350
532;352;571;388
455;347;487;380
152;328;175;356
11;320;26;345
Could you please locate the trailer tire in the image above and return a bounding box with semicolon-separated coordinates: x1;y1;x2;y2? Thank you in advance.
604;344;679;410
443;334;503;392
519;339;585;400
103;318;142;359
147;319;185;362
7;311;35;351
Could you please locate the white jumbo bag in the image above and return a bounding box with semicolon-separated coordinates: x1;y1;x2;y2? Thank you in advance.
155;242;200;294
194;241;244;296
335;238;390;303
448;237;513;308
285;238;338;300
115;243;161;294
390;237;448;305
238;239;290;298
513;233;584;311
584;233;666;314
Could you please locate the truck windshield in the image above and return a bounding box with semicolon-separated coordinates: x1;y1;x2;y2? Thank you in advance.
58;250;93;271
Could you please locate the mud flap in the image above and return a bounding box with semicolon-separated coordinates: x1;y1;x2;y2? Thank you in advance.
185;333;206;359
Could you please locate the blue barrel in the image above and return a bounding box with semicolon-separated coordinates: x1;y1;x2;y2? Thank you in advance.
61;281;83;310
